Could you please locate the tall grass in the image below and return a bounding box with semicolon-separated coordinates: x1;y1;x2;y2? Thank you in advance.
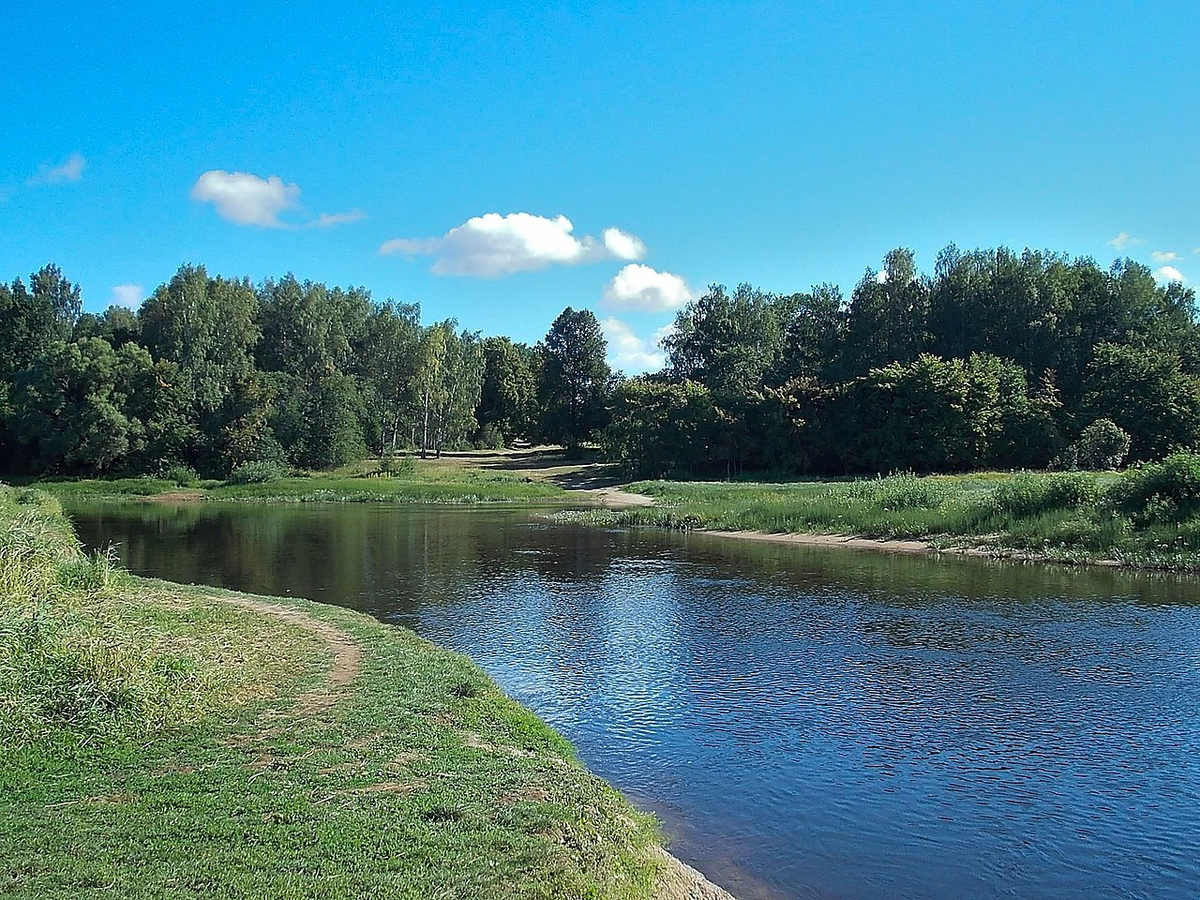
620;461;1200;569
0;484;176;749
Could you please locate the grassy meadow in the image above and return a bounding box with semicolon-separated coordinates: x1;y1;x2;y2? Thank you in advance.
603;455;1200;570
0;485;664;899
31;452;570;505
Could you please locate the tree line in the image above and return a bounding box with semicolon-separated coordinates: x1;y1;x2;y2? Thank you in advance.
1;245;1197;480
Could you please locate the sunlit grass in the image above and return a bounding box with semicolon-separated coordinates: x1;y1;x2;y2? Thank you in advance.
1;484;663;898
618;467;1200;570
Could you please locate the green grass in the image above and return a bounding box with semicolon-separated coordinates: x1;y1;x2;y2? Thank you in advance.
0;485;662;899
608;467;1200;570
33;464;568;506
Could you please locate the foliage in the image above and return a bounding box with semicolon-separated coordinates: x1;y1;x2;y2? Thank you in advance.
537;308;611;455
2;245;1199;481
1072;418;1132;470
991;472;1103;518
1109;452;1200;525
224;460;290;485
603;378;717;477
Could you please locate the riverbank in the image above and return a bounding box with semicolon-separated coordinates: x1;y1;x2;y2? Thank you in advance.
598;460;1200;572
0;485;731;899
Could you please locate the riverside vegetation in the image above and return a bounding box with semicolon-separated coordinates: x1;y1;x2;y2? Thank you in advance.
584;453;1200;570
0;484;667;899
3;245;1198;485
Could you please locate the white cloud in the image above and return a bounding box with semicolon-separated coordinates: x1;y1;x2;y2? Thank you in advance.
602;227;647;261
190;170;300;227
380;212;647;277
1151;250;1181;264
1155;265;1185;283
110;284;144;309
309;209;366;228
602;264;694;312
1107;232;1145;250
601;317;673;374
28;152;86;185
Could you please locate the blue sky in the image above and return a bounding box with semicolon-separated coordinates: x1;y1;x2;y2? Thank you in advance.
4;1;1197;372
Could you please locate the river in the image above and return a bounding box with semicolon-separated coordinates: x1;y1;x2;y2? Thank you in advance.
69;502;1200;900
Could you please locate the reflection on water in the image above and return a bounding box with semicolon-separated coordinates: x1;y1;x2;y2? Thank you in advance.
70;502;1200;900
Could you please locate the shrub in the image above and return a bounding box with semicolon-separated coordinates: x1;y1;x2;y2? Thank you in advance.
1110;452;1200;524
224;460;289;485
159;463;200;487
1074;418;1131;470
379;452;415;477
473;425;506;451
992;472;1102;518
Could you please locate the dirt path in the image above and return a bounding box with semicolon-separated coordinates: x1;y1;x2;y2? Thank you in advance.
214;596;362;715
203;594;736;899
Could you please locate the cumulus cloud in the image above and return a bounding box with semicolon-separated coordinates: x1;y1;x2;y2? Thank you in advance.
601;317;674;373
1155;265;1185;283
602;228;647;261
1151;250;1181;264
190;170;301;227
309;209;366;228
602;264;694;312
110;284;145;309
28;152;86;185
380;212;647;277
1107;232;1145;250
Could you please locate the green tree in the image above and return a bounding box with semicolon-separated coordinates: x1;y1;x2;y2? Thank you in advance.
536;308;611;456
8;338;136;474
664;284;789;401
603;378;717;477
1082;343;1200;460
359;301;423;454
139;265;262;473
842;248;930;376
477;337;536;444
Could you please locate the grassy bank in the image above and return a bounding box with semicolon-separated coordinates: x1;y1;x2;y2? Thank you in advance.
31;455;569;505
0;485;663;899
599;456;1200;570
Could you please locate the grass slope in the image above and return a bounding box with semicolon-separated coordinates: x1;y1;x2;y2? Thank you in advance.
0;485;662;899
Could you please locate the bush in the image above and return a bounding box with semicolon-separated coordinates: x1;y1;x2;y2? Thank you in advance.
158;463;200;487
379;452;415;477
224;460;289;485
473;424;507;451
1074;419;1131;470
992;472;1102;518
1110;452;1200;524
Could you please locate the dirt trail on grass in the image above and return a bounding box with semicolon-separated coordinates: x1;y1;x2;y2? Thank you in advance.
203;593;736;900
214;596;362;714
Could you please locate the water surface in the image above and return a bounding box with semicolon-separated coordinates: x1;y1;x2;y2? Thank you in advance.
70;502;1200;900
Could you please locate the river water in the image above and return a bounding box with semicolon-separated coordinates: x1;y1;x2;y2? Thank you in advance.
69;502;1200;900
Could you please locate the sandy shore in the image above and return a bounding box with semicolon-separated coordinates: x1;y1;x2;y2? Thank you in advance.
707;529;935;555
